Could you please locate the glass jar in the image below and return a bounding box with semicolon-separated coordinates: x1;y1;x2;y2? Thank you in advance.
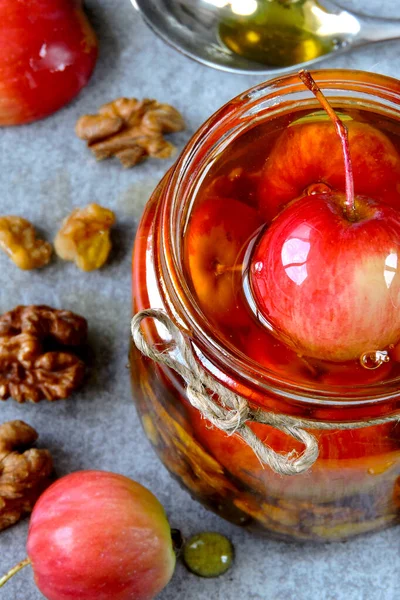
130;70;400;542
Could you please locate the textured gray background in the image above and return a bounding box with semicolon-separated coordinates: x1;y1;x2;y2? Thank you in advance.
1;0;400;598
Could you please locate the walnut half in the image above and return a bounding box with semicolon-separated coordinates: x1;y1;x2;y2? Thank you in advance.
0;305;88;346
76;97;185;168
0;420;53;531
0;305;87;403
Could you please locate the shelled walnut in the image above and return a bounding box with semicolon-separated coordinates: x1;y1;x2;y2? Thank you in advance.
0;305;88;344
0;216;52;270
0;420;53;531
0;305;87;403
54;203;115;271
76;97;185;167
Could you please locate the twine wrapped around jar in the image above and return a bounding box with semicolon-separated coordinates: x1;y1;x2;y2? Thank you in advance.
131;309;400;476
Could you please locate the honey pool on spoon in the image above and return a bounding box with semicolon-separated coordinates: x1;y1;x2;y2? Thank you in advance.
132;71;400;541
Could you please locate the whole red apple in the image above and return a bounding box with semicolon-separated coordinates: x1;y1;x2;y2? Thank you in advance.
250;193;400;362
0;0;98;126
27;471;176;600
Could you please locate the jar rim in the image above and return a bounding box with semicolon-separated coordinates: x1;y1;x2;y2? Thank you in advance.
158;69;400;413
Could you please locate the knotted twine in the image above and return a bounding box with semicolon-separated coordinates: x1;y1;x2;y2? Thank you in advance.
131;309;400;476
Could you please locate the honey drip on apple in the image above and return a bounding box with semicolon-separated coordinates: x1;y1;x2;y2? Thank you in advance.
304;182;331;195
360;350;390;370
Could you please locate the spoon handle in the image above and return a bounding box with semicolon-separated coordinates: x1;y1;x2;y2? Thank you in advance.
355;13;400;45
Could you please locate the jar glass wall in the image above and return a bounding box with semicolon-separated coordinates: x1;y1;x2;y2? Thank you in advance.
131;71;400;542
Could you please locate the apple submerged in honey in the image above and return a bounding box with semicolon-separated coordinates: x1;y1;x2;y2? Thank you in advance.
184;101;400;387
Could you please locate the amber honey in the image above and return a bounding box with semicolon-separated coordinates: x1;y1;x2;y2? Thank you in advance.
218;0;339;67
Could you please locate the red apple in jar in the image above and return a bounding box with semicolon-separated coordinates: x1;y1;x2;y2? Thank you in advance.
26;471;176;600
258;119;400;222
251;193;400;362
0;0;98;126
250;71;400;363
186;196;261;327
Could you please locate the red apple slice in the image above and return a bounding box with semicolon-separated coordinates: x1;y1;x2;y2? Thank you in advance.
185;197;261;326
0;0;98;126
259;121;400;221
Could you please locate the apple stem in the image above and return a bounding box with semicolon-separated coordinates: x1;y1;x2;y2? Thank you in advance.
0;557;31;588
171;528;184;555
298;70;356;220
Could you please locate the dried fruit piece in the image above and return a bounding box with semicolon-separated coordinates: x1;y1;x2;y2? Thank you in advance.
0;420;53;531
182;532;234;577
54;203;115;271
0;305;87;403
0;216;52;270
76;98;185;167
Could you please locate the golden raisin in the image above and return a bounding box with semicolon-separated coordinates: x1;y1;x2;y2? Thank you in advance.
54;203;115;271
0;216;52;270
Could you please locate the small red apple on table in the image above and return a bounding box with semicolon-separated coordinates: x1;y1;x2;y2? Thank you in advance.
0;471;176;600
250;71;400;365
0;0;98;126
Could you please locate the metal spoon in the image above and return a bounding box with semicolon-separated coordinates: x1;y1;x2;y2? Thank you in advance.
131;0;400;75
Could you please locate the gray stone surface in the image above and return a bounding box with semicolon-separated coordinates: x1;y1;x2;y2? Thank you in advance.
1;0;400;598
